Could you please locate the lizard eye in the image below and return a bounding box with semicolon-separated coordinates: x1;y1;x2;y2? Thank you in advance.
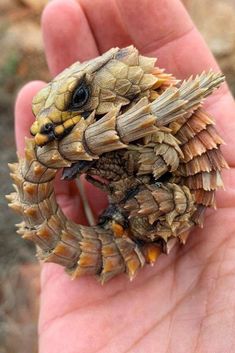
70;83;90;110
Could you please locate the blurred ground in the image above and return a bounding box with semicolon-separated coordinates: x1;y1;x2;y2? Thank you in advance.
0;0;234;352
183;0;235;93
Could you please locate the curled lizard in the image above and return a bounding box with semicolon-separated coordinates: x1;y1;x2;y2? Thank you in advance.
7;46;228;283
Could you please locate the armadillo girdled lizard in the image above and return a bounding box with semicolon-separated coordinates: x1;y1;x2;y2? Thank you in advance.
7;46;228;283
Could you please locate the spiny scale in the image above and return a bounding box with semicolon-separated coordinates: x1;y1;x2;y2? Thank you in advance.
7;46;228;283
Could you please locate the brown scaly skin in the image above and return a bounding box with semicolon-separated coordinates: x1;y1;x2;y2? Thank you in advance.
7;46;228;283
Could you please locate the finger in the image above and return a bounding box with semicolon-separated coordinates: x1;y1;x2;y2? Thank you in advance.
82;177;108;219
54;173;87;224
15;81;46;156
79;0;132;52
42;0;98;76
15;81;87;224
115;0;214;75
79;0;194;67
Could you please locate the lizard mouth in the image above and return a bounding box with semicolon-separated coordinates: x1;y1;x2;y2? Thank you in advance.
62;160;96;180
31;115;82;147
34;130;56;146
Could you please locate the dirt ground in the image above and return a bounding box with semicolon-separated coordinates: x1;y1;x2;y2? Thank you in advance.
0;0;234;352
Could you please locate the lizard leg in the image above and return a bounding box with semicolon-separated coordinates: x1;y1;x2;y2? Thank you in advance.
124;182;196;250
138;127;183;179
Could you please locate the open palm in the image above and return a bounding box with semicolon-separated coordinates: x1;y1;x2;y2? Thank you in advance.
15;0;235;352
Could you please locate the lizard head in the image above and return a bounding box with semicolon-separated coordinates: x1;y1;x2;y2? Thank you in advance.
30;46;158;146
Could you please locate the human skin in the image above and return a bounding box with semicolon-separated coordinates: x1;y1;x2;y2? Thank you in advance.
15;0;235;352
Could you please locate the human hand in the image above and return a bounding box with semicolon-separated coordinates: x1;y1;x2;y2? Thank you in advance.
15;0;235;352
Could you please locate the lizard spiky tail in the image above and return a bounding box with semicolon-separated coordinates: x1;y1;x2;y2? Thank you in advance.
173;108;229;225
7;138;144;283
